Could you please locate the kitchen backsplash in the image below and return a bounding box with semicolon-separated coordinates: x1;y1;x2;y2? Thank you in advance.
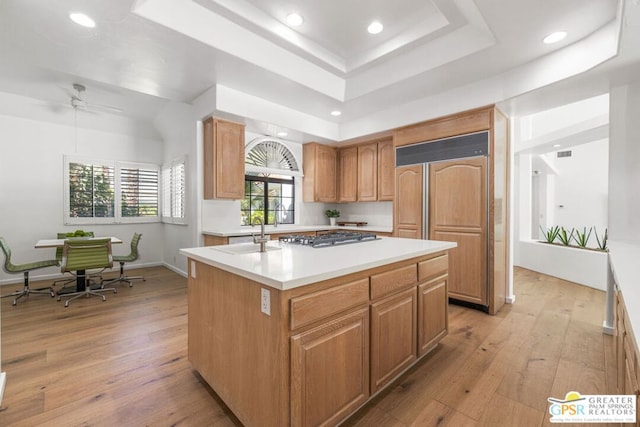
333;202;393;227
202;198;393;230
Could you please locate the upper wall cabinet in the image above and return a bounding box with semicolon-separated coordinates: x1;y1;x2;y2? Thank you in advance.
203;117;245;200
377;138;394;201
357;143;378;202
338;146;358;203
303;142;337;203
336;137;394;203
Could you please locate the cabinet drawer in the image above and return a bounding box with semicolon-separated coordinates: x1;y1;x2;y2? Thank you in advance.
290;278;370;330
370;264;417;300
418;254;448;282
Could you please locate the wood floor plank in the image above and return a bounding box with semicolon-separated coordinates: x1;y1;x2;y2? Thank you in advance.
0;266;612;426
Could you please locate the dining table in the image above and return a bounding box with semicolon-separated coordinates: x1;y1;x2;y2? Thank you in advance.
35;237;123;293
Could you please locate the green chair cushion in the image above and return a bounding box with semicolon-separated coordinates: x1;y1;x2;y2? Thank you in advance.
1;237;59;274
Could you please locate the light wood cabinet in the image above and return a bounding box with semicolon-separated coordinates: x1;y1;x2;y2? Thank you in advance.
203;235;229;246
338;146;358;202
187;250;450;427
418;277;448;356
377;138;394;201
615;289;640;426
357;143;378;201
370;287;417;393
394;165;423;238
203;117;245;200
392;106;509;315
430;157;487;306
291;307;370;427
303;143;337;202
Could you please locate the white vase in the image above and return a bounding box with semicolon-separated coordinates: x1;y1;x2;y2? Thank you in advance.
329;217;337;226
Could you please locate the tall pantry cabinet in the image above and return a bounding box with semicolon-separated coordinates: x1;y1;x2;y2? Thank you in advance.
392;106;509;315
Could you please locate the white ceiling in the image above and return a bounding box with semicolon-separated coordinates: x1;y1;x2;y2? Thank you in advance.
0;0;637;142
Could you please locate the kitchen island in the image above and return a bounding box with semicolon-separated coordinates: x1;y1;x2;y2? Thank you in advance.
180;237;456;427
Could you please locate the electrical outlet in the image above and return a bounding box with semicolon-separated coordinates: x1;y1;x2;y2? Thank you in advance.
261;288;271;316
190;261;196;279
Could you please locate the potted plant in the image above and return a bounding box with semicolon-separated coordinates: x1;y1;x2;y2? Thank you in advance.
325;209;340;226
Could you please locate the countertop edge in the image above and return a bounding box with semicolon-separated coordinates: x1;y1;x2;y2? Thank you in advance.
180;240;456;291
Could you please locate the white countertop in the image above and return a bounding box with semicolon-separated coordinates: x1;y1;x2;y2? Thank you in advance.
202;224;394;237
609;240;640;338
180;237;456;290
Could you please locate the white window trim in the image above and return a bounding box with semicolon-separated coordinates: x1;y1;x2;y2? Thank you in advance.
64;155;160;225
161;155;187;225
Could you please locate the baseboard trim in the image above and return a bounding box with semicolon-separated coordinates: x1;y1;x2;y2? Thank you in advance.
162;262;187;278
506;295;516;304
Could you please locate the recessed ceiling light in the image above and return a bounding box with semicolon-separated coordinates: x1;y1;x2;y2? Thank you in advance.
330;110;342;117
367;21;383;35
286;13;303;27
553;144;561;148
543;31;567;44
69;12;96;28
277;131;288;137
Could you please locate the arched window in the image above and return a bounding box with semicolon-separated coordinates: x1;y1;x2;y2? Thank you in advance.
242;137;300;226
245;137;300;174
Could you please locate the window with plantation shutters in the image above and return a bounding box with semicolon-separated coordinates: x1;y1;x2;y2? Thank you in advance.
64;156;160;224
162;157;186;224
120;165;159;217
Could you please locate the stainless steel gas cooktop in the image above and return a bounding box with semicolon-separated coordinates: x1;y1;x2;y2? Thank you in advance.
278;232;378;248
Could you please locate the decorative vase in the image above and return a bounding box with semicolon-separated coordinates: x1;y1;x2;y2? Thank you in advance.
330;217;337;226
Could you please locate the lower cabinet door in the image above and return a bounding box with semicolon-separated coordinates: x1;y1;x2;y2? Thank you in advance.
370;287;417;393
418;277;448;356
290;307;370;427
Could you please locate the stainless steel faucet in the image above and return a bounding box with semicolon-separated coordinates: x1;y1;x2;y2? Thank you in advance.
251;217;269;252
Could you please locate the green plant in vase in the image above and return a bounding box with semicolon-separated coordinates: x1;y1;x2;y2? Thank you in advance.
325;209;340;226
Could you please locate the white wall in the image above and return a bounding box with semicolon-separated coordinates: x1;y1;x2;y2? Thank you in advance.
153;101;199;275
609;83;640;242
548;139;609;233
0;92;165;284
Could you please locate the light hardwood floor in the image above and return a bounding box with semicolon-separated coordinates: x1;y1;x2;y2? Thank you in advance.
0;266;616;426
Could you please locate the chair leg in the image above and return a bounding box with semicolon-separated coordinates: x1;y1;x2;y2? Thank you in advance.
101;262;145;288
57;273;117;307
1;272;55;306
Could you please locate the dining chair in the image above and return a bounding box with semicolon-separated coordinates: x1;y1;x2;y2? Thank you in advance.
57;238;117;307
0;237;59;306
52;231;95;291
101;232;145;287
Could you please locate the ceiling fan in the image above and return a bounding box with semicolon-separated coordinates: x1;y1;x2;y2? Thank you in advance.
69;83;123;113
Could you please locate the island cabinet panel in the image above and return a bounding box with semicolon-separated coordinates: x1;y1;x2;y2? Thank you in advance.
370;287;417;393
291;307;370;427
303;142;337;202
357;143;378;201
186;249;451;427
370;264;417;299
338;146;358;202
377;138;395;201
187;261;289;427
418;276;448;356
290;278;370;330
203;117;245;200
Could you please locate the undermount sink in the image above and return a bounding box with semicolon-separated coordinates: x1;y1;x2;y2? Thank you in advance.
211;243;282;255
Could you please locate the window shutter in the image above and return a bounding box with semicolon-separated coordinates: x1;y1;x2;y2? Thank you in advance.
68;162;115;218
120;166;159;217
